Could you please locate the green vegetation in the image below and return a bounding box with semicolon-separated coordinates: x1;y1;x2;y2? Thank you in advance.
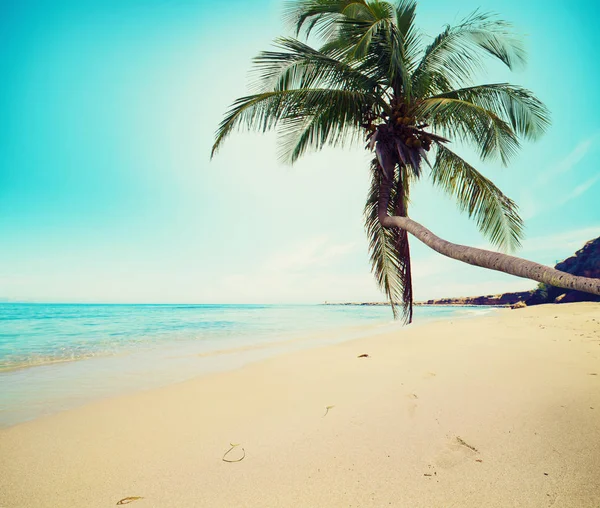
212;1;600;321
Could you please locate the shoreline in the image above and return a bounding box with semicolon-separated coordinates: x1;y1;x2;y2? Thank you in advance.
1;302;599;507
0;305;493;428
0;303;460;374
323;302;510;307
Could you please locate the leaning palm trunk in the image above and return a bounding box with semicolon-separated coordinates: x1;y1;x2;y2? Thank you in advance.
379;213;600;296
212;0;594;320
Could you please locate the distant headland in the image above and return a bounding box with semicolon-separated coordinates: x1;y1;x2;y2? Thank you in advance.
325;235;600;308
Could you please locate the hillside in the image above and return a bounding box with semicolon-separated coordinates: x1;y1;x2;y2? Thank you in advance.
324;236;600;308
526;235;600;305
425;236;600;307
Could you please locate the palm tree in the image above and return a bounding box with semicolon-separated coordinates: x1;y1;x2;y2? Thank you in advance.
211;0;600;322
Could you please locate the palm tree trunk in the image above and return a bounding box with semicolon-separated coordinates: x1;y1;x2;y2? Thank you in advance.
379;214;600;296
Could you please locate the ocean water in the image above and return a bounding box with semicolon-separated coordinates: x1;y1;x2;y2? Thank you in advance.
0;303;493;426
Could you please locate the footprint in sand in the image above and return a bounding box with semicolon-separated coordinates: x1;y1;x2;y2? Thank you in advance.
434;436;479;469
406;393;418;417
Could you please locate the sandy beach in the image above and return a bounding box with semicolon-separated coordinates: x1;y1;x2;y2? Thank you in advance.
1;302;599;507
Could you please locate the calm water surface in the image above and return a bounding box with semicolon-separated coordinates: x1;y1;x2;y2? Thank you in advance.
0;303;493;426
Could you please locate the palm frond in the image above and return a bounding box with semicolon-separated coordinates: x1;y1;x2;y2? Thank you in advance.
211;88;376;158
364;159;413;322
290;1;400;84
432;144;524;251
412;11;526;97
417;96;520;165
337;2;395;59
430;84;550;141
212;1;550;321
388;0;419;97
277;93;366;162
251;37;380;93
283;0;368;40
394;164;413;322
394;0;419;56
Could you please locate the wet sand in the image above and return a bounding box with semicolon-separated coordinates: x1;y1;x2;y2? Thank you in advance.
1;302;599;507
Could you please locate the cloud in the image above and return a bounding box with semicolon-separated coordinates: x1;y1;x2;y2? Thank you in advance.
266;236;355;273
559;173;600;206
537;135;598;185
219;271;381;304
518;189;539;221
412;253;461;278
216;236;366;302
422;278;535;300
525;134;599;219
522;226;600;254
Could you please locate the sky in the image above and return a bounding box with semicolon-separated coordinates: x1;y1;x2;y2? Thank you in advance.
1;0;599;304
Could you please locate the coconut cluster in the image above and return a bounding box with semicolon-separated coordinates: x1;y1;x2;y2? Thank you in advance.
388;103;432;151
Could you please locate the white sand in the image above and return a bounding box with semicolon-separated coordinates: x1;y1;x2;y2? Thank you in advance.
1;302;599;507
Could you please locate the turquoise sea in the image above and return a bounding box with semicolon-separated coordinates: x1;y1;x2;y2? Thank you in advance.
0;303;493;427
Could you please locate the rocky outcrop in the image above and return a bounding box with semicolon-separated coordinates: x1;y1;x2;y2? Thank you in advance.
325;296;528;306
323;302;391;306
417;236;599;307
423;291;532;306
324;236;599;308
526;236;600;305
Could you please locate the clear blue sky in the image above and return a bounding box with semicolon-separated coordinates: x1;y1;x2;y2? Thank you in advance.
1;0;599;303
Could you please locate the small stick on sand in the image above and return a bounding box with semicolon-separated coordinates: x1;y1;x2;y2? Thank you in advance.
116;497;144;505
456;436;478;453
323;405;335;417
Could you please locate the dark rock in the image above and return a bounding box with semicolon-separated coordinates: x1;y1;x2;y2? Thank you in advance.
419;236;599;307
526;236;600;305
423;291;533;307
323;237;599;308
